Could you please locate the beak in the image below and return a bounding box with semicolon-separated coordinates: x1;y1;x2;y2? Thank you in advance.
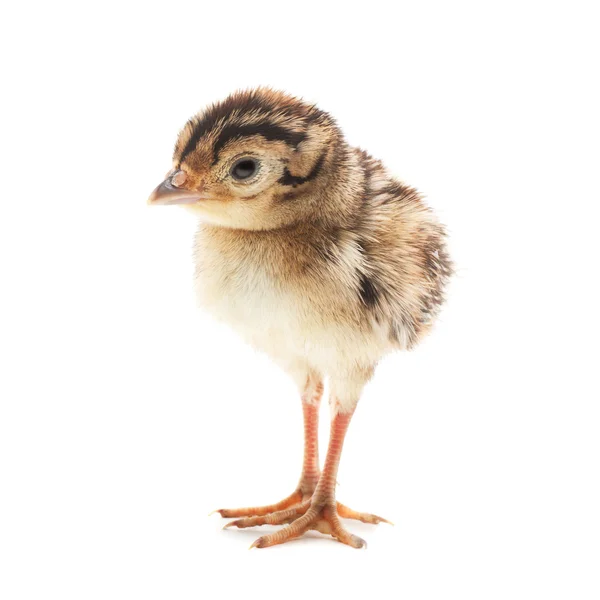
147;170;204;205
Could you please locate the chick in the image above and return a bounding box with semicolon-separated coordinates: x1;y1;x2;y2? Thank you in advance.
148;88;452;549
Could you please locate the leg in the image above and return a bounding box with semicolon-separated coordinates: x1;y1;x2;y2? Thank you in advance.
250;406;363;548
215;373;323;519
248;369;389;549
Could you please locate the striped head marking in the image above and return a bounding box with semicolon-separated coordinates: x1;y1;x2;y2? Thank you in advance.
149;88;341;230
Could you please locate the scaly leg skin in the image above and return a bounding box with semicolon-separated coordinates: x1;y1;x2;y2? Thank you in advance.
249;408;378;549
214;378;323;520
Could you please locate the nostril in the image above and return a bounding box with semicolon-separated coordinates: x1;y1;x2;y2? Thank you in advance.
171;170;188;188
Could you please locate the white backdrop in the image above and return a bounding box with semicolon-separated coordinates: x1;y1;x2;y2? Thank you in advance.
1;1;598;598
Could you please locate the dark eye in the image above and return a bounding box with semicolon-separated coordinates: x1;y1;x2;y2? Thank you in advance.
230;158;259;181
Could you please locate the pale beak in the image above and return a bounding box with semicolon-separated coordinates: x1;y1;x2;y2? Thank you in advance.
147;170;204;205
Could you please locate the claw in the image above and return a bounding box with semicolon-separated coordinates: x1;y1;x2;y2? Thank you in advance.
352;535;367;549
249;537;264;550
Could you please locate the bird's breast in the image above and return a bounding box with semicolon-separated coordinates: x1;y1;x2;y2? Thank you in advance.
194;228;311;354
192;225;395;371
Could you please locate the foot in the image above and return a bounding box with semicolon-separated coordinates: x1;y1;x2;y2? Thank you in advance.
221;498;391;549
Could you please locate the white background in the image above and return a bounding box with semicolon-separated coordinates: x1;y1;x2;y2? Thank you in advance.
1;1;598;598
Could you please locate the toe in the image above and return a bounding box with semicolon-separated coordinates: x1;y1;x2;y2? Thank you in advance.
337;502;393;525
330;525;367;549
213;490;304;519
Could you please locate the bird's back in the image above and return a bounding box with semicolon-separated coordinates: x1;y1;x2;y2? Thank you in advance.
348;148;453;349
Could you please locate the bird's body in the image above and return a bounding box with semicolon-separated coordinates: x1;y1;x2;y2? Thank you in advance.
149;88;452;547
196;222;390;403
194;146;450;407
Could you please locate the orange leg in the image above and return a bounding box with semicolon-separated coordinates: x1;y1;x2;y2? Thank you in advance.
249;409;365;548
215;379;323;519
246;406;390;549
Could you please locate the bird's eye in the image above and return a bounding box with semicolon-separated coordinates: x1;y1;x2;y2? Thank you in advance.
230;158;259;181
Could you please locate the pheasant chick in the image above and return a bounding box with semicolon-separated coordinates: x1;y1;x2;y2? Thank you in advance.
148;88;452;549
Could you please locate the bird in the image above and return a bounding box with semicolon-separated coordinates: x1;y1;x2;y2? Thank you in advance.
148;88;452;549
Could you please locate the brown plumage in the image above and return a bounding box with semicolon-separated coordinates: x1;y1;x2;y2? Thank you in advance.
148;88;452;548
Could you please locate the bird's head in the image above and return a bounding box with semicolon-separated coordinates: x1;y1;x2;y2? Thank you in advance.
148;88;342;230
